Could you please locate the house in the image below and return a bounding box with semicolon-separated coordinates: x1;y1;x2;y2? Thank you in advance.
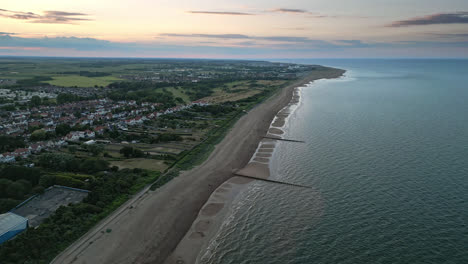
84;130;95;138
65;131;85;141
0;153;15;163
28;121;42;128
12;148;31;158
94;126;106;135
125;119;136;126
59;116;72;123
29;143;44;153
192;100;209;106
134;116;144;124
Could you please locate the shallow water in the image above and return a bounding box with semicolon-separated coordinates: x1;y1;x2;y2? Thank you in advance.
199;59;468;264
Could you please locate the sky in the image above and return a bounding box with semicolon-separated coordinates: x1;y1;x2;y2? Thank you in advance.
1;0;468;58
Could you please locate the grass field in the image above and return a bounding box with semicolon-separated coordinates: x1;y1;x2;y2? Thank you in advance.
46;75;122;87
203;87;262;103
199;80;288;103
165;87;191;103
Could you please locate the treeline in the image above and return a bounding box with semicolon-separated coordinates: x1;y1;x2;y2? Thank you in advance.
107;81;175;104
56;71;111;77
56;93;90;104
14;76;52;87
37;153;110;174
108;89;176;106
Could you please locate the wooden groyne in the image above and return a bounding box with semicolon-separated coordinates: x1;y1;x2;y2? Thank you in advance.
262;136;305;143
233;173;311;189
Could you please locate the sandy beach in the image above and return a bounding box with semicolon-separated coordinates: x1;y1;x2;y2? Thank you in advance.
164;70;334;264
51;68;344;264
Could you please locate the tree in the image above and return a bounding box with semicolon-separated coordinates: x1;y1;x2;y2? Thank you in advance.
0;179;13;198
7;181;25;199
30;95;42;106
85;144;104;156
0;166;41;185
79;159;109;173
32;185;45;194
55;124;72;136
38;153;76;171
133;148;144;158
0;136;25;152
30;129;47;141
57;93;81;104
119;146;134;158
1;104;15;111
0;198;20;214
68;145;77;154
17;179;32;194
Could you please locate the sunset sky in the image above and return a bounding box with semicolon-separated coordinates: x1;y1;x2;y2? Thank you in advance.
1;0;468;58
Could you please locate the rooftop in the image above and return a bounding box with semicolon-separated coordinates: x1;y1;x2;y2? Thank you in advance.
0;212;28;236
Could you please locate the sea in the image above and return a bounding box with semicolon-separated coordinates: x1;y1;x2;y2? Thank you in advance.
199;59;468;264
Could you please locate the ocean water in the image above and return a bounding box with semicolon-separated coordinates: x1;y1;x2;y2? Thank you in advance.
199;59;468;264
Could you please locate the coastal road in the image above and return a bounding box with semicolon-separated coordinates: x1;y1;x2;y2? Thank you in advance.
51;69;344;264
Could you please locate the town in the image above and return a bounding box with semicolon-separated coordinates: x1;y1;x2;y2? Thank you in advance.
0;97;209;163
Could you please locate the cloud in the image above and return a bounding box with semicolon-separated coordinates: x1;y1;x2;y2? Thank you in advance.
0;8;91;24
259;36;312;42
277;27;309;31
159;33;250;39
427;33;468;39
0;35;113;51
267;8;337;18
0;9;39;20
389;12;468;27
187;11;253;15
0;32;16;35
270;8;308;14
44;11;88;17
158;33;328;44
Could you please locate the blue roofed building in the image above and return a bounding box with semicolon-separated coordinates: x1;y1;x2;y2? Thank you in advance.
0;212;28;244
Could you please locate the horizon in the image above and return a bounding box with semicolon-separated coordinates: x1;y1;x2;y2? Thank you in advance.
1;0;468;58
1;55;467;61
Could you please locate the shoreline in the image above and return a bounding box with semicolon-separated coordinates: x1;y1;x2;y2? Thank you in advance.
165;69;345;264
51;67;345;264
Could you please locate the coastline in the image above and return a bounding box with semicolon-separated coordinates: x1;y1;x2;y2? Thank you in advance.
165;69;345;264
51;67;345;264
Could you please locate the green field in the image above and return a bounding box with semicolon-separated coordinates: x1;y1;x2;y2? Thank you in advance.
165;87;191;103
46;75;122;87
